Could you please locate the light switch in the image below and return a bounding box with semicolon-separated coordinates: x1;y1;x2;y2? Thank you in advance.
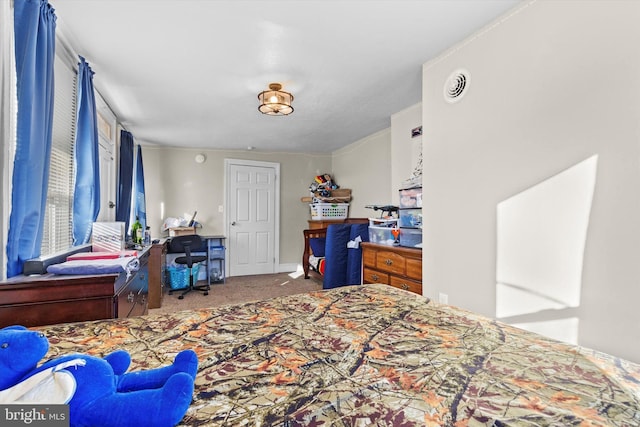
218;205;224;213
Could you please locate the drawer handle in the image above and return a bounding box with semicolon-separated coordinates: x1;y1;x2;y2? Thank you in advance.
401;283;409;291
127;292;135;303
371;274;379;281
385;259;393;266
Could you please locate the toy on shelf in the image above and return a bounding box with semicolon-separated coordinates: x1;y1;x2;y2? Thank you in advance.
301;173;352;204
365;204;399;219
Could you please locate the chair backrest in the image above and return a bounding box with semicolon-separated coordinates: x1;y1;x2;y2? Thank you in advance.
169;234;203;263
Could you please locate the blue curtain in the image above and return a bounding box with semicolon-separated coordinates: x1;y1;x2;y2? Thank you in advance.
134;145;147;231
6;0;56;277
72;56;100;245
116;130;134;233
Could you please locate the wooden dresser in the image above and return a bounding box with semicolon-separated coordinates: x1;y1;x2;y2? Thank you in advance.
361;242;422;294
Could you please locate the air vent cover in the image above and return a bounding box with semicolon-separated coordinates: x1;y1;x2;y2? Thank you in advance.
444;69;470;103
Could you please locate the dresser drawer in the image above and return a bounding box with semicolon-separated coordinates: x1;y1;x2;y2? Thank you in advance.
406;258;422;281
363;267;389;284
360;242;423;295
116;263;148;318
362;248;377;268
375;250;406;275
389;275;422;294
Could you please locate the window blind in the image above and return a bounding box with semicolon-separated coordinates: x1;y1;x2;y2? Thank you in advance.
41;55;76;255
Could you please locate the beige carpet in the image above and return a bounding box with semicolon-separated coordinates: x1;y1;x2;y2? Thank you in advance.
149;271;323;314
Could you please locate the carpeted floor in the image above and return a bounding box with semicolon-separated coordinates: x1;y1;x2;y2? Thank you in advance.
149;271;323;314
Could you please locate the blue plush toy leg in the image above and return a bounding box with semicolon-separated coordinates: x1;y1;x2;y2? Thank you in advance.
116;349;198;392
75;373;195;427
103;350;131;375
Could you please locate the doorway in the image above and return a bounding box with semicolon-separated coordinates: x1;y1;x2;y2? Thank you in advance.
224;159;280;276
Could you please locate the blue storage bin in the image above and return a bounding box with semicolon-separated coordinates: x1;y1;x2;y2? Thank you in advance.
209;245;224;259
168;263;200;289
399;209;422;228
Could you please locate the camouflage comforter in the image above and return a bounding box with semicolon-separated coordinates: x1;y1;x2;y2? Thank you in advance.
37;284;640;426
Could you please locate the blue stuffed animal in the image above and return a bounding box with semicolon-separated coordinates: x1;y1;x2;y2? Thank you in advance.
0;325;198;427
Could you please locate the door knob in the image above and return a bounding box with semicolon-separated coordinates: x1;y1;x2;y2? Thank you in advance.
231;221;237;226
108;201;115;208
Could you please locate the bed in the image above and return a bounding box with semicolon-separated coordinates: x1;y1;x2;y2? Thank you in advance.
303;227;329;279
302;222;369;289
32;283;640;426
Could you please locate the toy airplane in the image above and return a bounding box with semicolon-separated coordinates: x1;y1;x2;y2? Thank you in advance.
365;205;399;218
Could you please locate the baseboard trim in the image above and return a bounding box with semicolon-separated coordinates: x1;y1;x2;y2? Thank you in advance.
278;263;299;273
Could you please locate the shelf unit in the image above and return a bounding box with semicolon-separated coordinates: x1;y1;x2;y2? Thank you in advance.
207;236;226;285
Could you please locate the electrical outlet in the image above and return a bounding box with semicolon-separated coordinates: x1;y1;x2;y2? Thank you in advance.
438;293;449;304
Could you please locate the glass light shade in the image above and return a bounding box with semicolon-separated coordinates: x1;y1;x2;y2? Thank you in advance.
258;83;294;116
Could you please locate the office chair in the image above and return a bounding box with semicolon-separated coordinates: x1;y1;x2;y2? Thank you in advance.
169;234;209;299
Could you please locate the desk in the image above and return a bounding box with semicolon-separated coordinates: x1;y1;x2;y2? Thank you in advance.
149;235;226;308
148;239;168;309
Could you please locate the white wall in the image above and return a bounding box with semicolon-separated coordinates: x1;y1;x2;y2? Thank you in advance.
331;128;392;218
144;131;395;273
422;0;640;363
142;146;332;268
391;103;422;204
332;110;422;218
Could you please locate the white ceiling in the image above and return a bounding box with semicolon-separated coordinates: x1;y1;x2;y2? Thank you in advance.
51;0;522;153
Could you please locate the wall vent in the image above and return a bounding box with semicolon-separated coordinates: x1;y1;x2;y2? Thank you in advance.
444;69;470;103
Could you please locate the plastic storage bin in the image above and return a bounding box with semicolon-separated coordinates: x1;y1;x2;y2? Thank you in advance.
168;263;201;290
310;203;349;220
399;187;422;208
399;209;422;228
399;228;422;248
368;217;398;227
209;245;224;259
368;225;396;246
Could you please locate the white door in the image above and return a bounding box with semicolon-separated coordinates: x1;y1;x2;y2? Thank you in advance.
96;99;116;222
226;159;279;276
97;140;114;221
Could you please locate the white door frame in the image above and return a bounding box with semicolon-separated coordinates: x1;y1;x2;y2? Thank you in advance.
224;158;280;277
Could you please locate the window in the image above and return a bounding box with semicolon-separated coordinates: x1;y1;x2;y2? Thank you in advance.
40;54;77;255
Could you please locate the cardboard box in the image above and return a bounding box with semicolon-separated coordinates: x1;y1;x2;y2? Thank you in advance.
169;227;196;237
330;188;351;198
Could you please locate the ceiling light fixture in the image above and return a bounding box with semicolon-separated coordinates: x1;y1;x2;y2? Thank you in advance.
258;83;294;116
